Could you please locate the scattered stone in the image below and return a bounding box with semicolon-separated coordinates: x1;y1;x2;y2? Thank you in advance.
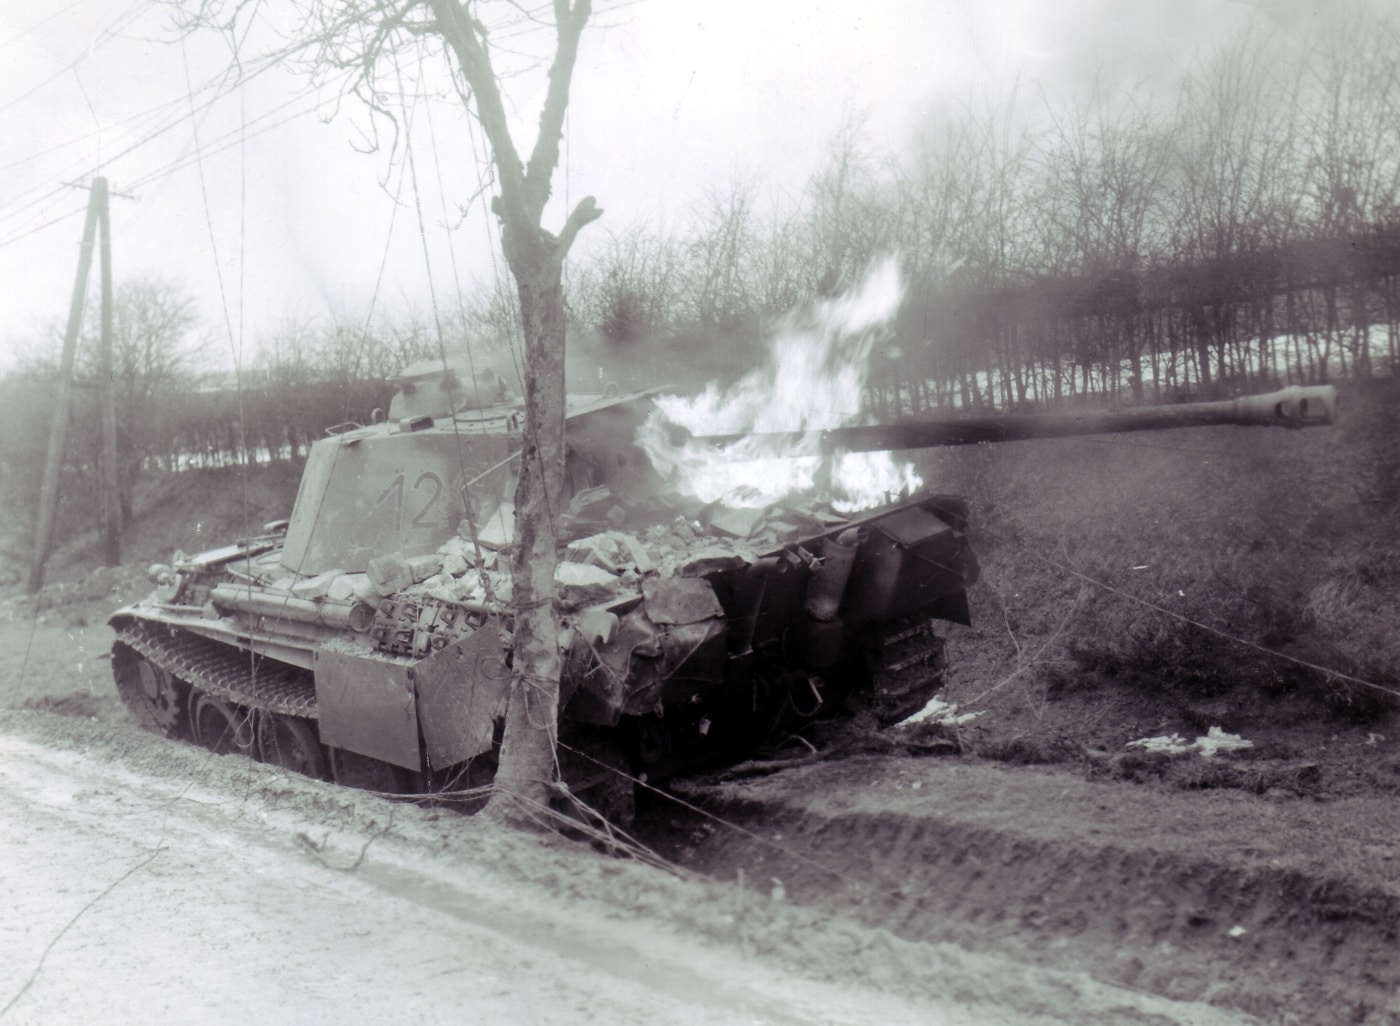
366;553;413;595
572;608;619;646
407;554;443;583
326;573;376;603
290;570;342;600
475;504;515;549
705;504;768;540
565;531;656;574
555;561;629;609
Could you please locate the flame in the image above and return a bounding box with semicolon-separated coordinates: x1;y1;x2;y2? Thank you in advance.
639;257;923;512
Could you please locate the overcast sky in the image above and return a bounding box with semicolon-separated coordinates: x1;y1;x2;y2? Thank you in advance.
0;0;1329;371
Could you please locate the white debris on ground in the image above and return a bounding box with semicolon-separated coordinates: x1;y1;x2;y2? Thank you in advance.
898;696;982;728
1193;726;1255;758
1127;726;1253;758
1127;733;1192;755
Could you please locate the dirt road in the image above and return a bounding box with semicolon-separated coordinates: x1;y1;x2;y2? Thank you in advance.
0;701;1253;1026
0;729;957;1026
1;729;962;1026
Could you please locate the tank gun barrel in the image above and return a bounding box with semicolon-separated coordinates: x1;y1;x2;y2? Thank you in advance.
691;385;1337;454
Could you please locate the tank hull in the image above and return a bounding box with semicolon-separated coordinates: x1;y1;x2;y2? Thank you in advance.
111;382;1335;814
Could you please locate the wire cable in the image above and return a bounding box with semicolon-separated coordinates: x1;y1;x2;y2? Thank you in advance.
1028;550;1400;701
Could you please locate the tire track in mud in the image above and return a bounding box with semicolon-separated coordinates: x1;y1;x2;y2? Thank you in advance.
666;773;1400;1026
0;707;1265;1026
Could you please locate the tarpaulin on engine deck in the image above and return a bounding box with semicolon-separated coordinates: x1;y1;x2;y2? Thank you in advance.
562;578;727;725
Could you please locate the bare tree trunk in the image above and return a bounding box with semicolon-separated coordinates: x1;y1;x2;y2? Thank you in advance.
429;0;601;824
492;247;568;811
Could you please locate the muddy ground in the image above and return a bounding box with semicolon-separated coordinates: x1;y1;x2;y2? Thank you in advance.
2;379;1398;1024
0;613;1253;1026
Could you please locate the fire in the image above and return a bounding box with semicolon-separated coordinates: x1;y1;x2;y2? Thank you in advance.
639;257;923;512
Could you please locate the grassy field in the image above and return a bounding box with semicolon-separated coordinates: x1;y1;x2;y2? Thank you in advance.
11;376;1398;800
925;376;1400;797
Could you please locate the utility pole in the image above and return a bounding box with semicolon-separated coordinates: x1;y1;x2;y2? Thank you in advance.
27;177;110;594
99;180;120;567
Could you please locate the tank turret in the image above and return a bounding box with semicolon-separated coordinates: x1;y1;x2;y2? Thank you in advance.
108;370;1338;817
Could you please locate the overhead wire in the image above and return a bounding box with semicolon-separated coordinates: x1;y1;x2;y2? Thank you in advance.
1029;549;1400;702
0;42;286;180
16;2;1392;931
392;44;499;618
458;67;526;396
120;89;322;196
0;92;280;260
422;55;492;411
418;49;496;582
0;41;312;244
10;0;583;799
342;111;412;394
0;0;147;119
0;203;92;251
179;35;246;410
0;0;100;48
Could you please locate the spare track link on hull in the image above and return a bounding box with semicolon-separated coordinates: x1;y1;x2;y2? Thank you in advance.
114;621;317;719
870;616;947;724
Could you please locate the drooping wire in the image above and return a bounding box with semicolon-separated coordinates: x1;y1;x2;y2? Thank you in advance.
1029;549;1400;702
341;115;412;401
421;50;492;413
179;36;247;467
0;46;311;244
417;51;495;582
0;0;146;118
460;83;526;396
0;62;287;245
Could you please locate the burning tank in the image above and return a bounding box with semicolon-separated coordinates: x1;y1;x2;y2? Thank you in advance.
109;358;1337;807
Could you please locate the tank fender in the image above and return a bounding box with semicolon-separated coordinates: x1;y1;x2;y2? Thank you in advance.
314;642;421;771
412;625;512;769
313;626;512;772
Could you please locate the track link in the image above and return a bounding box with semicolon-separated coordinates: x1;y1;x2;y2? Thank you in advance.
869;616;947;724
114;620;317;719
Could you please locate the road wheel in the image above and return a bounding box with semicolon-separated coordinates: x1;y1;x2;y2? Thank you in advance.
189;692;255;756
559;733;636;830
256;713;326;780
112;646;188;738
328;747;411;794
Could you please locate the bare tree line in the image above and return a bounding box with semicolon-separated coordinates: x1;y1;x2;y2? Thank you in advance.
568;20;1400;411
6;19;1400;552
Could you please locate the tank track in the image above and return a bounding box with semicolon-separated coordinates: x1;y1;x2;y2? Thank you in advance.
113;620;318;719
869;616;947;724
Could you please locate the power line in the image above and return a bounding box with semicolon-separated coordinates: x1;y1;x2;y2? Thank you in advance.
121;92;322;194
0;0;147;118
1033;551;1400;702
0;47;275;177
0;45;305;237
0;203;90;251
0;80;321;251
0;0;99;48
